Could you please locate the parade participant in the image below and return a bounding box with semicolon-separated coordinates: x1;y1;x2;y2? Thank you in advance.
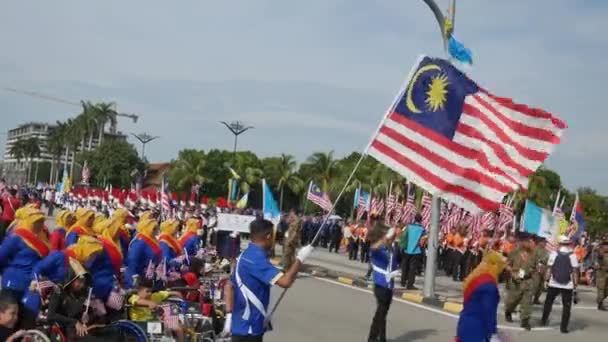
47;258;117;341
359;224;370;263
125;218;162;288
180;217;201;256
541;236;579;333
64;208;96;247
400;214;425;290
367;224;399;342
443;227;456;277
596;240;608;311
504;232;538;330
452;227;466;281
4;203;40;237
159;219;183;263
0;209;49;301
0;188;21;243
282;209;301;270
33;235;103;284
347;220;359;261
224;219;313;342
456;251;506;342
111;207;132;256
50;210;75;251
532;237;549;305
89;219;124;303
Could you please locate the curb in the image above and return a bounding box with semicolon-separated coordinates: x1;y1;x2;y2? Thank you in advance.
302;264;463;315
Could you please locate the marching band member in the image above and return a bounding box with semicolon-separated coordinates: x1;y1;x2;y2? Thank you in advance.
89;219;124;302
159;219;183;264
180;218;201;257
33;235;102;285
64;208;96;247
0;209;49;301
50;210;75;251
125;218;162;289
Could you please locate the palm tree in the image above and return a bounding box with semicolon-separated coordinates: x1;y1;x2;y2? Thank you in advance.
64;118;83;178
305;151;338;193
93;102;118;144
47;122;67;184
169;149;208;192
9;139;26;183
270;154;303;211
76;101;98;151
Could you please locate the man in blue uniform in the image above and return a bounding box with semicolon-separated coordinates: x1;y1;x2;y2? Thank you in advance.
223;219;313;342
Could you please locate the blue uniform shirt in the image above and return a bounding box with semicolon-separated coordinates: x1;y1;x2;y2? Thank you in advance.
125;238;161;289
370;245;400;290
231;244;283;336
0;235;46;292
32;250;69;283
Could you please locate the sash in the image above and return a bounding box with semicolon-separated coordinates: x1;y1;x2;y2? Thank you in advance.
65;249;78;265
100;238;123;277
68;226;89;237
135;234;161;257
118;228;130;243
179;231;197;248
13;228;50;258
463;273;496;304
159;234;182;256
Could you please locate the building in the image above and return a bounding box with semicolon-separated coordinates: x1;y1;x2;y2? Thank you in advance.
1;122;126;185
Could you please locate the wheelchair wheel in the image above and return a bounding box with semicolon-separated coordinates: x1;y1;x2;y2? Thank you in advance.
23;329;52;342
49;324;67;342
111;320;149;342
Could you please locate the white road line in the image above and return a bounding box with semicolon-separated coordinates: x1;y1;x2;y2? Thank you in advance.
312;276;553;332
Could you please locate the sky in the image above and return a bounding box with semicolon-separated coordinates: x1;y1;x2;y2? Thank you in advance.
0;0;606;193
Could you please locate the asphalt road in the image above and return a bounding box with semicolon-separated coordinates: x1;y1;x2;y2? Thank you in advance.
266;275;607;342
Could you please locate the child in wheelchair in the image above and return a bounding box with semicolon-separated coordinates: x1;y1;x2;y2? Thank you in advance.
128;278;186;342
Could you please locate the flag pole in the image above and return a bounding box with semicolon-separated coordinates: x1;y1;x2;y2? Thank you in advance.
302;180;311;215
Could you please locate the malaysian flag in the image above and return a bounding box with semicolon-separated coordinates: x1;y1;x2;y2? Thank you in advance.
106;286;126;310
156;258;167;282
307;181;333;212
386;192;396;215
391;201;404;226
145;260;155;279
497;202;515;232
161;173;171;219
401;185;417;224
481;212;497;231
420;193;432;229
367;56;566;213
159;303;180;330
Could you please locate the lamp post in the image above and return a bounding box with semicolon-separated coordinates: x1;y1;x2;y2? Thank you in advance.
131;133;159;160
220;121;254;160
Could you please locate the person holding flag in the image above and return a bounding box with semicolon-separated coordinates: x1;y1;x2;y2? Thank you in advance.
180;218;202;257
125;218;162;289
64;208;96;248
159;219;183;268
89;219;124;304
223;219;313;342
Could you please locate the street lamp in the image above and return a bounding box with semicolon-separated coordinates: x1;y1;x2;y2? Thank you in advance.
220;121;254;160
131;133;159;160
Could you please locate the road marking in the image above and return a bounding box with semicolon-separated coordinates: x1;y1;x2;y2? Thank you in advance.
312;276;553;332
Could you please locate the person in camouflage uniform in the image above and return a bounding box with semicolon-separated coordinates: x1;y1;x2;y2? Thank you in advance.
282;209;302;270
504;233;538;330
596;240;608;311
532;237;549;305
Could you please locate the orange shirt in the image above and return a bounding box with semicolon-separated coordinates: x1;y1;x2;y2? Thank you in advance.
502;241;515;255
446;233;455;248
453;234;464;248
574;246;587;262
479;236;489;249
358;227;368;241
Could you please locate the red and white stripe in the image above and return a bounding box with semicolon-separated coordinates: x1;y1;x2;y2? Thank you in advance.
498;203;514;232
420;193;432;229
402;193;417;225
307;189;333;212
368;86;565;214
160;303;180;330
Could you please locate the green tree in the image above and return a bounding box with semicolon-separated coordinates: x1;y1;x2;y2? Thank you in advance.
302;151;338;193
78;139;145;188
168;149;207;193
92;102;118;145
264;154;303;211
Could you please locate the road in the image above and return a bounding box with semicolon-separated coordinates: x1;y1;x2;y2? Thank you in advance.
266;275;606;342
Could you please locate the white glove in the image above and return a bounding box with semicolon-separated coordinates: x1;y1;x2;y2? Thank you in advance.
296;245;314;263
222;313;232;336
385;228;395;240
489;334;501;342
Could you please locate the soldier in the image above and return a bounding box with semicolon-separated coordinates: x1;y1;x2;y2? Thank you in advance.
533;237;549;305
504;232;538;330
282;209;302;270
596;240;608;311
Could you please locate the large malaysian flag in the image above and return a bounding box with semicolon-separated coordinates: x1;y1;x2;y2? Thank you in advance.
367;56;566;213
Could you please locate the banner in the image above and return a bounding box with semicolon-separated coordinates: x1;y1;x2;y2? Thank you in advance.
216;213;256;234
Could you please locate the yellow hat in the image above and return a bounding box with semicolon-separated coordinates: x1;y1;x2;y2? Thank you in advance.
185;218;199;233
92;218;111;236
74;208;95;228
112;208;129;224
160;219;180;236
93;213;106;226
21;209;46;231
55;210;68;227
137;218;158;237
139;211;154;222
66;235;103;264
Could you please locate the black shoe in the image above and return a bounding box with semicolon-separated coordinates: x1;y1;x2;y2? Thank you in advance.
505;312;513;323
560;328;569;334
406;286;419;290
521;319;531;331
540;319;548;327
533;299;542;305
599;303;607;311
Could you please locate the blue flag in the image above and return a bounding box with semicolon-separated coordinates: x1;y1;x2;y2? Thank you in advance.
448;36;473;65
522;200;558;241
262;179;280;220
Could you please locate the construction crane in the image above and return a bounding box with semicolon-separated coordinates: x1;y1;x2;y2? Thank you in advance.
1;87;139;130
